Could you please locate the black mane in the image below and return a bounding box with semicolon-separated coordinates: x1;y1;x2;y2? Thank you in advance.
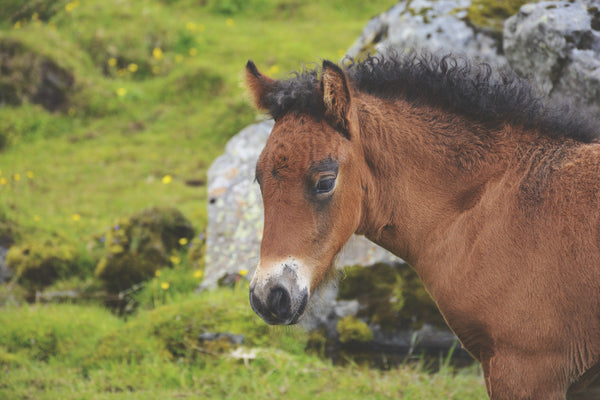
263;52;599;143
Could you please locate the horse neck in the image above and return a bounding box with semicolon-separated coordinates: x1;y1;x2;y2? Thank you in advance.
355;97;517;266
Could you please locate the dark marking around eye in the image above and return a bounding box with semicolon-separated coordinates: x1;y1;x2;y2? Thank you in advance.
308;155;339;175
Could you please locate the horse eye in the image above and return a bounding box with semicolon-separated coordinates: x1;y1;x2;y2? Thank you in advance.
316;177;336;194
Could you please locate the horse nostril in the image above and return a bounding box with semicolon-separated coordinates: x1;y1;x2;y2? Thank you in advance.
267;286;292;320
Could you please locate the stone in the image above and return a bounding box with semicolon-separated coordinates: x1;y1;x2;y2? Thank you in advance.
504;1;600;113
346;0;508;68
0;245;11;284
202;120;400;289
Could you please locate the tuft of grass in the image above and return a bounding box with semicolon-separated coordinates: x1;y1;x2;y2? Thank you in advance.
0;303;121;364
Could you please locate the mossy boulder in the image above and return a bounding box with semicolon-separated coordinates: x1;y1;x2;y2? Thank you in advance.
0;37;75;112
5;240;80;292
338;263;446;331
95;207;195;293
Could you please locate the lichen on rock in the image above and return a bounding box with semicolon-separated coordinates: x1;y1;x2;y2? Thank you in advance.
503;1;600;114
346;0;508;68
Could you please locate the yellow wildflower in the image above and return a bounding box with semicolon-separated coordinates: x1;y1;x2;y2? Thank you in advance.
152;47;163;60
72;213;81;221
26;171;34;179
13;173;21;182
170;255;181;265
155;270;162;277
116;88;127;97
65;0;80;12
128;63;138;72
268;65;279;75
186;22;196;31
238;269;249;276
226;18;234;27
108;57;117;67
194;270;203;279
117;68;127;77
162;174;172;184
33;215;41;222
188;48;197;56
178;237;188;246
13;21;21;30
0;178;7;185
161;282;170;290
68;108;76;117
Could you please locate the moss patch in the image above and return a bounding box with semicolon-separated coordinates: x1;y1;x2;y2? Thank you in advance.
338;263;446;331
337;316;373;343
466;0;536;35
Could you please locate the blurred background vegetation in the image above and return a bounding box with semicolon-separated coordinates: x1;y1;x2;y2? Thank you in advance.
0;0;487;398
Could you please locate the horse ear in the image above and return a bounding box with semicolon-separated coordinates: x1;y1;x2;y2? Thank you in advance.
321;60;351;135
246;60;275;112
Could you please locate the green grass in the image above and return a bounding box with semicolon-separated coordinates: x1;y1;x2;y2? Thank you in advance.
0;0;488;398
0;288;487;400
0;0;395;245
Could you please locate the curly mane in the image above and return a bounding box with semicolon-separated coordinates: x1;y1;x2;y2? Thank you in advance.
263;52;599;143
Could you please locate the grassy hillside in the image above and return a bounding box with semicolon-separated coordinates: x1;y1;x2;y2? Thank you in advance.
0;0;487;398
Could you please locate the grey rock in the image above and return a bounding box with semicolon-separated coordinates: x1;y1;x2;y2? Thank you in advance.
199;332;245;345
202;120;273;289
0;246;11;283
202;120;400;290
346;0;507;67
504;1;600;113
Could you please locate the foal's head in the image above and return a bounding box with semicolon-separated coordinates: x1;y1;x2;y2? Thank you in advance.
246;60;364;324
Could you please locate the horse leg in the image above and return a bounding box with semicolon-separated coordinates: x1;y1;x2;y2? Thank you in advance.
482;353;568;400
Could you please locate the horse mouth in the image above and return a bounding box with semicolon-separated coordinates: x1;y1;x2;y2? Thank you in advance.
288;290;308;324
